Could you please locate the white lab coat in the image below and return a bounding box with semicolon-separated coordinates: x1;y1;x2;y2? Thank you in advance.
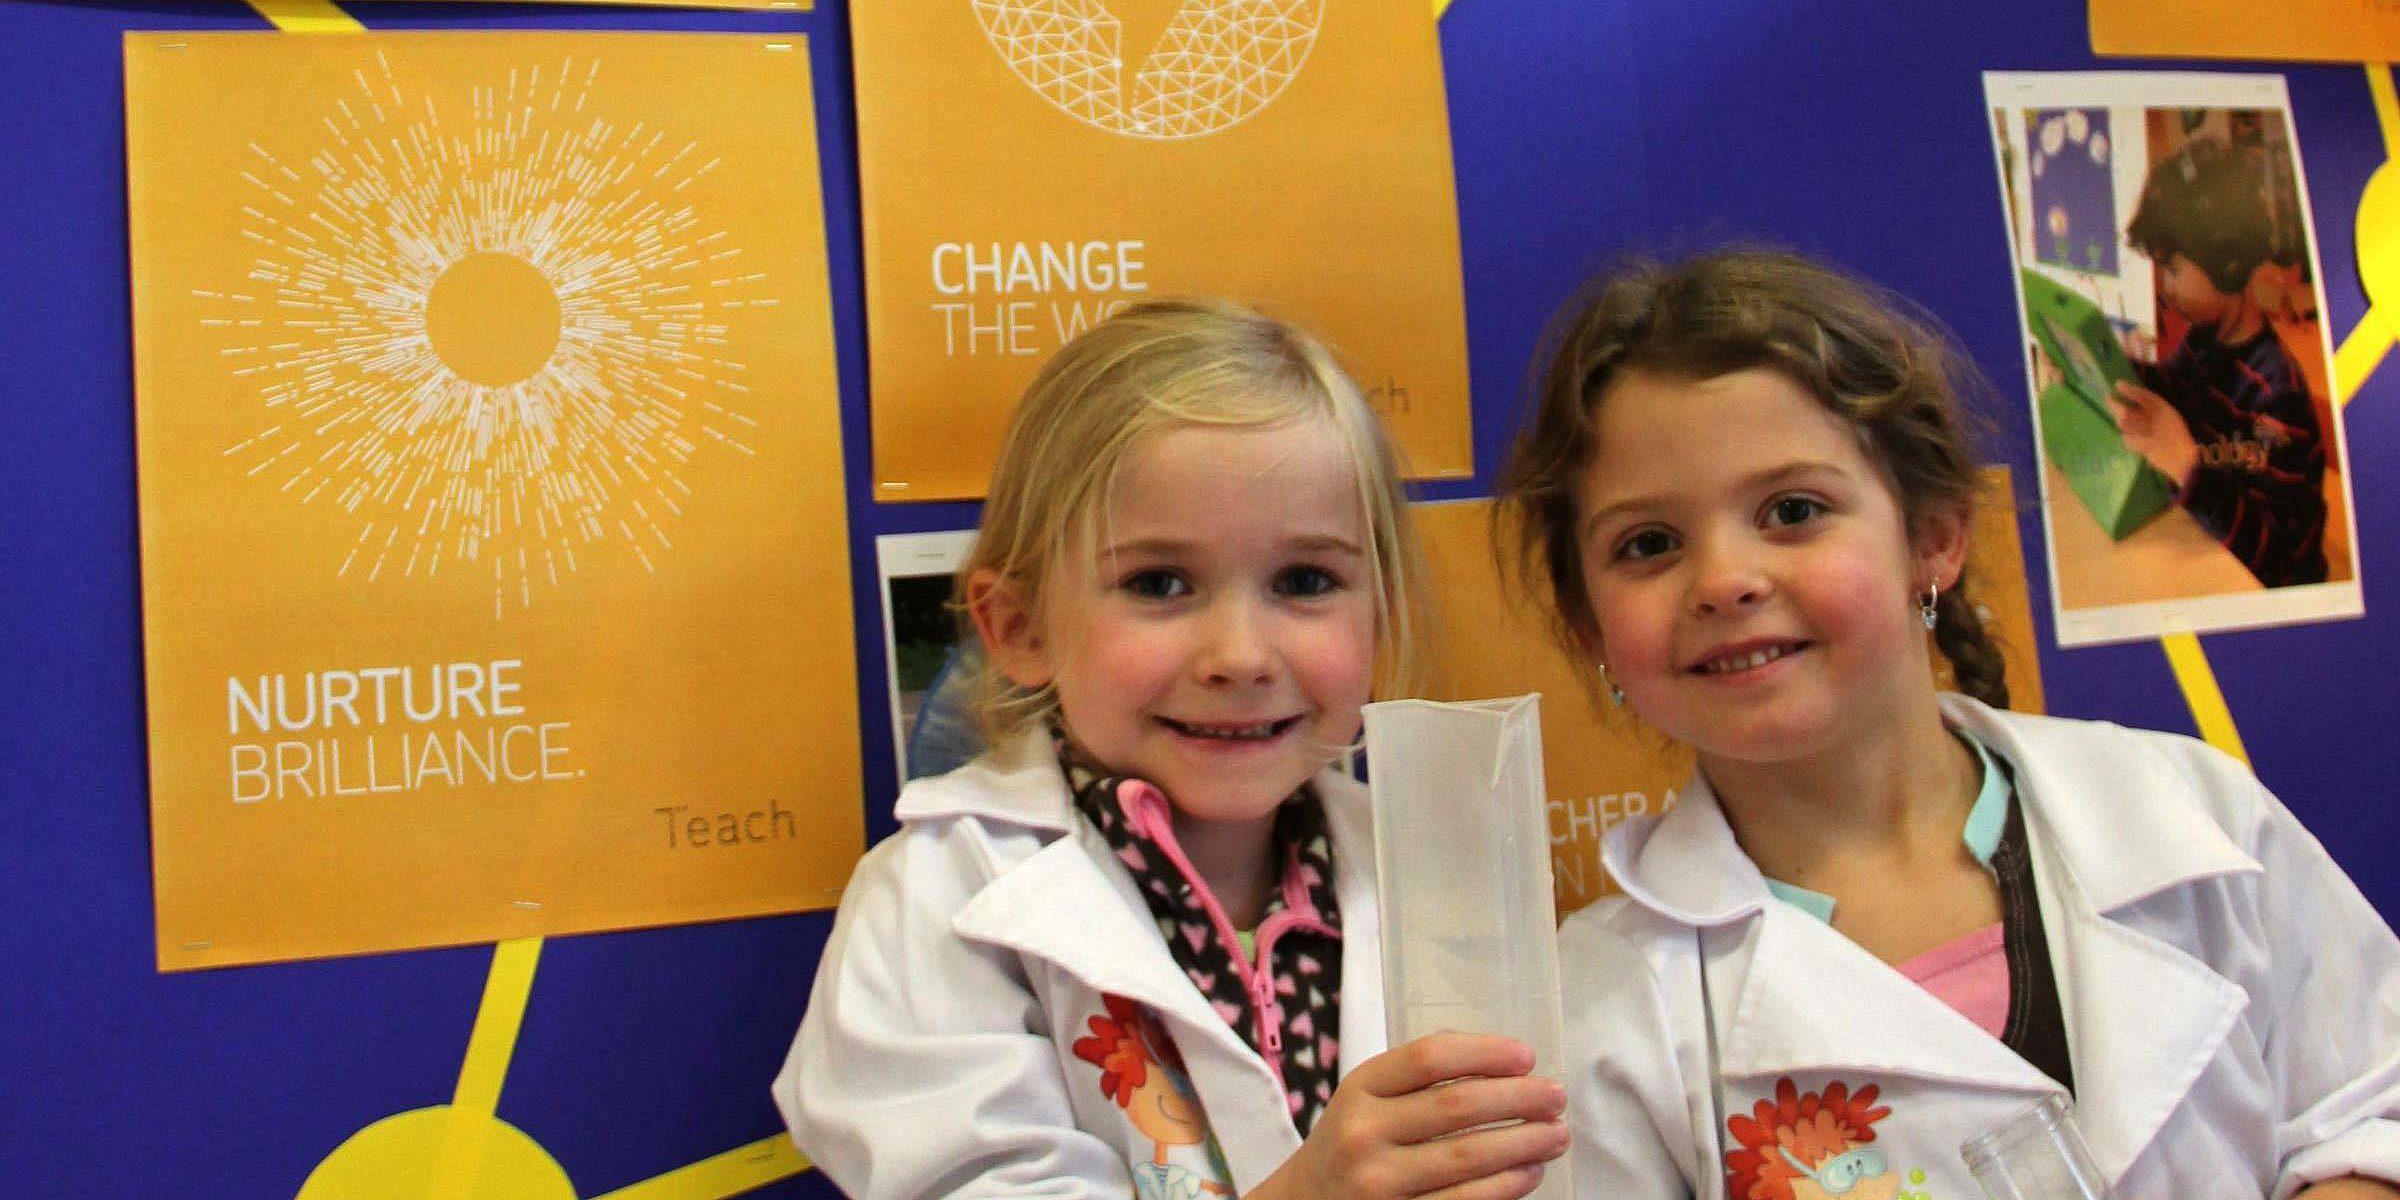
775;727;1386;1200
1563;696;2400;1200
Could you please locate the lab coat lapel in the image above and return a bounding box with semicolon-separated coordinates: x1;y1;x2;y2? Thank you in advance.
1617;783;2057;1094
1321;771;1387;1077
1963;704;2257;1187
1716;901;2061;1096
932;728;1236;1038
2027;823;2249;1189
954;828;1232;1038
941;753;1387;1194
954;827;1305;1192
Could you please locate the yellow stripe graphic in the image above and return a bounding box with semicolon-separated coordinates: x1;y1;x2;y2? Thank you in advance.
247;0;363;33
454;937;543;1117
425;937;544;1197
2336;307;2393;407
593;1134;814;1200
2371;63;2400;156
2160;633;2250;766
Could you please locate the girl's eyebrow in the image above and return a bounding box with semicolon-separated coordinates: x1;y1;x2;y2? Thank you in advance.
1099;535;1192;558
1284;533;1365;557
1581;459;1851;542
1099;532;1365;558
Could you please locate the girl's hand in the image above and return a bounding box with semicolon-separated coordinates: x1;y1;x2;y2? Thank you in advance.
2110;381;2200;487
1248;1033;1569;1200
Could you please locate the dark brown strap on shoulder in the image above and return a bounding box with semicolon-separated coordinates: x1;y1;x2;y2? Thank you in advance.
1993;789;2076;1094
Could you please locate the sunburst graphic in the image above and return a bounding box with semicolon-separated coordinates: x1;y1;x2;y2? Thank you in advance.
202;51;776;619
971;0;1324;140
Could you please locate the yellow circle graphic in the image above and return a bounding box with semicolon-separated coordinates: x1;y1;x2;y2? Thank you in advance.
424;252;564;387
297;1107;576;1200
2357;160;2400;310
971;0;1325;140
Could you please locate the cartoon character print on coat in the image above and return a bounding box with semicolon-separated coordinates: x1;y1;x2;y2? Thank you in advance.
1072;994;1235;1200
1726;1078;1928;1200
1064;745;1346;1134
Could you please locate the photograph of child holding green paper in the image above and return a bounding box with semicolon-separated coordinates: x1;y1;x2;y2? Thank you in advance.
1987;71;2362;647
2113;115;2330;588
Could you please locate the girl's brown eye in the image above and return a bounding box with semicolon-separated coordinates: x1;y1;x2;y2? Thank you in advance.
1767;496;1826;527
1275;566;1342;598
1616;529;1677;561
1122;569;1189;600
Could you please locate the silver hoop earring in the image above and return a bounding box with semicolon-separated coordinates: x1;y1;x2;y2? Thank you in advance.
1598;663;1626;707
1919;582;1941;631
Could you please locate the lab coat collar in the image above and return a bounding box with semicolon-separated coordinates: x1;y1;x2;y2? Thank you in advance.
945;763;1383;1024
1713;900;2064;1094
891;725;1078;833
943;735;1383;1195
1602;698;2261;929
1609;696;2260;1178
1946;697;2259;1183
1939;695;2261;914
936;729;1287;1165
1613;754;2063;1092
1600;773;1767;928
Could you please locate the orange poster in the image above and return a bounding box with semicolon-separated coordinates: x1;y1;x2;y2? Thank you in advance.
350;0;811;7
1417;472;2045;917
2092;0;2400;63
347;0;810;9
853;0;1473;500
127;33;861;971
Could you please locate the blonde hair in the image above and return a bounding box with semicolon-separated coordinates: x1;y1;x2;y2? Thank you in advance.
1498;249;2009;709
962;297;1427;743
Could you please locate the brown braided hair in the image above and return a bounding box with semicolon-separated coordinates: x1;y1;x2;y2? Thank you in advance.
1496;248;2010;710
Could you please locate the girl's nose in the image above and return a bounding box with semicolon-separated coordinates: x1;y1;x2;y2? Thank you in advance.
1688;540;1771;616
1198;602;1275;686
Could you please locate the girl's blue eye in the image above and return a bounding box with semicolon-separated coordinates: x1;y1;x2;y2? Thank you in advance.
1766;495;1827;528
1275;565;1343;598
1614;528;1678;562
1122;569;1190;600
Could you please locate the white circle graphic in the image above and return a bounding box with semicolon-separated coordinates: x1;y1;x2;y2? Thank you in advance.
202;53;775;618
971;0;1326;140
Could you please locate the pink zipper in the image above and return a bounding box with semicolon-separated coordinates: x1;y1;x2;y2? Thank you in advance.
1116;780;1334;1083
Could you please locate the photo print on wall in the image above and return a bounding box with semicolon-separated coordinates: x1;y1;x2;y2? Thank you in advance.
1987;71;2364;648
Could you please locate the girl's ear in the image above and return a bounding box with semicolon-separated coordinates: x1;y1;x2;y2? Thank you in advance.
1569;608;1608;667
966;568;1054;689
1913;501;1972;595
1574;625;1604;665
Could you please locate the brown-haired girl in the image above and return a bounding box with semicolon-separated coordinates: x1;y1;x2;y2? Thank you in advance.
1501;249;2400;1200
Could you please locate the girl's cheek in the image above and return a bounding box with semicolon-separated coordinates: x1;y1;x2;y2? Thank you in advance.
1589;590;1664;667
1322;611;1379;687
1817;562;1913;638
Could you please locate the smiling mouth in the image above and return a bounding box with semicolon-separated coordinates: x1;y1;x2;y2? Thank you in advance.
1690;641;1810;675
1157;716;1303;741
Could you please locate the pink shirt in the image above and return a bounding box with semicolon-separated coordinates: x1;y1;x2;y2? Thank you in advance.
1762;732;2017;1038
1895;922;2010;1037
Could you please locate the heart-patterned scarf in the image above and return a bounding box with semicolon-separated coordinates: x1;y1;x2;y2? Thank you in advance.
1063;749;1345;1135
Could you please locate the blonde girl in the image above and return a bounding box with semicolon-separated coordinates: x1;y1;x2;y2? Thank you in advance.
780;298;1567;1200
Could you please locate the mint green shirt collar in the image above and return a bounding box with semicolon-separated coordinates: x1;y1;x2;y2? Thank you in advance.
1762;732;2009;924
